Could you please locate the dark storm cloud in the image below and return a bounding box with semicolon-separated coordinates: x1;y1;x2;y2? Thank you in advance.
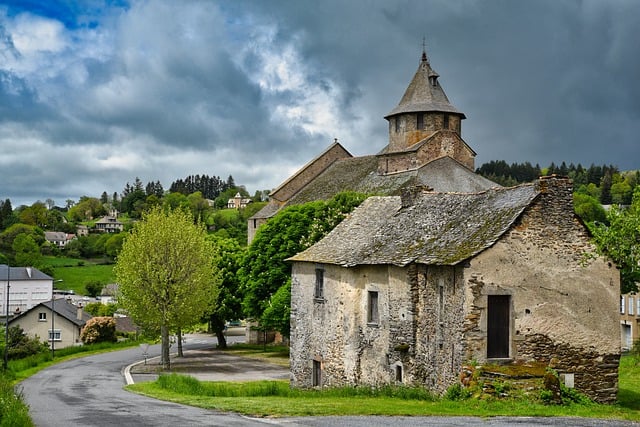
0;0;639;206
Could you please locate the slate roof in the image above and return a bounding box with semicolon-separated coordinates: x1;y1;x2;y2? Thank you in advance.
288;184;540;267
385;51;465;119
0;266;53;281
251;156;498;221
10;299;92;327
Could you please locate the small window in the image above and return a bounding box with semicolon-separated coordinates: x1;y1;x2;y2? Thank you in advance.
38;312;47;321
48;330;61;342
417;113;424;130
443;114;449;130
621;296;625;314
314;268;324;299
636;298;640;317
312;360;321;387
367;291;379;324
630;298;635;316
395;117;400;133
395;365;403;382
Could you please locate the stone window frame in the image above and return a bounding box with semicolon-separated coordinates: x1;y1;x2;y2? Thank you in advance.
314;264;325;302
312;358;322;387
392;361;404;383
367;290;379;325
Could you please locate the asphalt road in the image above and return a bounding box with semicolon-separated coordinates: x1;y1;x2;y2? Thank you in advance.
19;336;640;427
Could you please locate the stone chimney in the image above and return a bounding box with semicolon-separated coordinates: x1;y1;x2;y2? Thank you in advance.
77;303;83;321
532;175;575;235
400;185;433;208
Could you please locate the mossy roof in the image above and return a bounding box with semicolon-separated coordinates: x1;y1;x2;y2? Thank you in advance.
288;184;539;267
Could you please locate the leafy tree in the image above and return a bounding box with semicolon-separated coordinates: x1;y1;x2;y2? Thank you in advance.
12;234;43;267
85;280;105;297
261;279;291;338
68;197;105;221
204;236;245;348
591;187;640;293
18;202;48;228
0;224;44;257
573;193;606;224
115;207;220;368
83;302;118;317
239;192;367;335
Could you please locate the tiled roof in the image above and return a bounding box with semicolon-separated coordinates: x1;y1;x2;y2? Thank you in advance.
288;184;539;267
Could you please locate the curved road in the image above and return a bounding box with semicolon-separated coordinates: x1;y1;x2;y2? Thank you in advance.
19;337;639;427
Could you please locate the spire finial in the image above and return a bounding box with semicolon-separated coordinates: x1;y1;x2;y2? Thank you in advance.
421;37;428;63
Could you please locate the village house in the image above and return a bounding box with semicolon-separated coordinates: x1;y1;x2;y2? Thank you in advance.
227;193;252;209
44;231;76;248
289;177;620;403
0;266;53;315
9;298;91;350
283;49;621;404
94;215;124;233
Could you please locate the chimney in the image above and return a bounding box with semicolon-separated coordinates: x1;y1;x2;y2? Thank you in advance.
77;303;83;321
26;267;32;278
400;185;432;208
533;175;574;231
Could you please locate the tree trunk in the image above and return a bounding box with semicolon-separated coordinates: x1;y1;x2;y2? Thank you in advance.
161;324;170;370
177;327;184;357
215;327;227;349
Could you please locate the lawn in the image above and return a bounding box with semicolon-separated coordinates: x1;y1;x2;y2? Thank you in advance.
127;352;640;421
42;256;115;295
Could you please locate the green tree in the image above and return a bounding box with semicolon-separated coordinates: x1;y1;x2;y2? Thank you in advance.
592;187;640;293
85;280;105;297
261;279;291;338
115;207;220;368
12;234;43;267
204;236;245;348
239;192;367;335
573;193;606;224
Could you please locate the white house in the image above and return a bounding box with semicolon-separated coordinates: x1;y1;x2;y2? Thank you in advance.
0;266;53;315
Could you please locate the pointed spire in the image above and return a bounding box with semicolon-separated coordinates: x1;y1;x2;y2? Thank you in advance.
385;47;464;119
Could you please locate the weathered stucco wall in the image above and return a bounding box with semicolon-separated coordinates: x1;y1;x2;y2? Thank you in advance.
463;177;620;403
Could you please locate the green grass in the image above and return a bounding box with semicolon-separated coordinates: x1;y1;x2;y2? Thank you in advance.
126;354;640;420
42;257;115;295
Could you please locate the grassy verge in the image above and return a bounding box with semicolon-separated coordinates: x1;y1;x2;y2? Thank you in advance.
126;353;640;421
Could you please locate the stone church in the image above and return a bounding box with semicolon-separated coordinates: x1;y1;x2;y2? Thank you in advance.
283;51;621;403
248;50;496;243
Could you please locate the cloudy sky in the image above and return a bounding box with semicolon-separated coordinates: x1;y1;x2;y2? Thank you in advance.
1;0;639;207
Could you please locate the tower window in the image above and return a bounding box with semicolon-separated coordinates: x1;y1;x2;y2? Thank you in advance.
417;113;424;130
443;114;449;130
395;117;400;133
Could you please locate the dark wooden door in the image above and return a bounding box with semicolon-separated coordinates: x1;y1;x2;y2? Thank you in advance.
487;295;510;358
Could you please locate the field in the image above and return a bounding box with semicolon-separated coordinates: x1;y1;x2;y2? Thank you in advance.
42;256;115;295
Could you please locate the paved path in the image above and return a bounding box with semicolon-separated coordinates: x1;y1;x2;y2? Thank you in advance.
19;334;640;427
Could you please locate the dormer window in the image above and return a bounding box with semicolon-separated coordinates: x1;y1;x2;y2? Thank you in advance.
429;76;437;87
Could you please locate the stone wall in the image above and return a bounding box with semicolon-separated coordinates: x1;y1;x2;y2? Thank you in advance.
517;334;620;404
378;130;474;175
388;112;462;152
463;176;620;403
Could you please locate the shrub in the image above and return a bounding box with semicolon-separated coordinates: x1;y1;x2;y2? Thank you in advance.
80;317;117;344
1;326;49;360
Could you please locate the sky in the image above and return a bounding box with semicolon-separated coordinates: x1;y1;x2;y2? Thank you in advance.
1;0;639;207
